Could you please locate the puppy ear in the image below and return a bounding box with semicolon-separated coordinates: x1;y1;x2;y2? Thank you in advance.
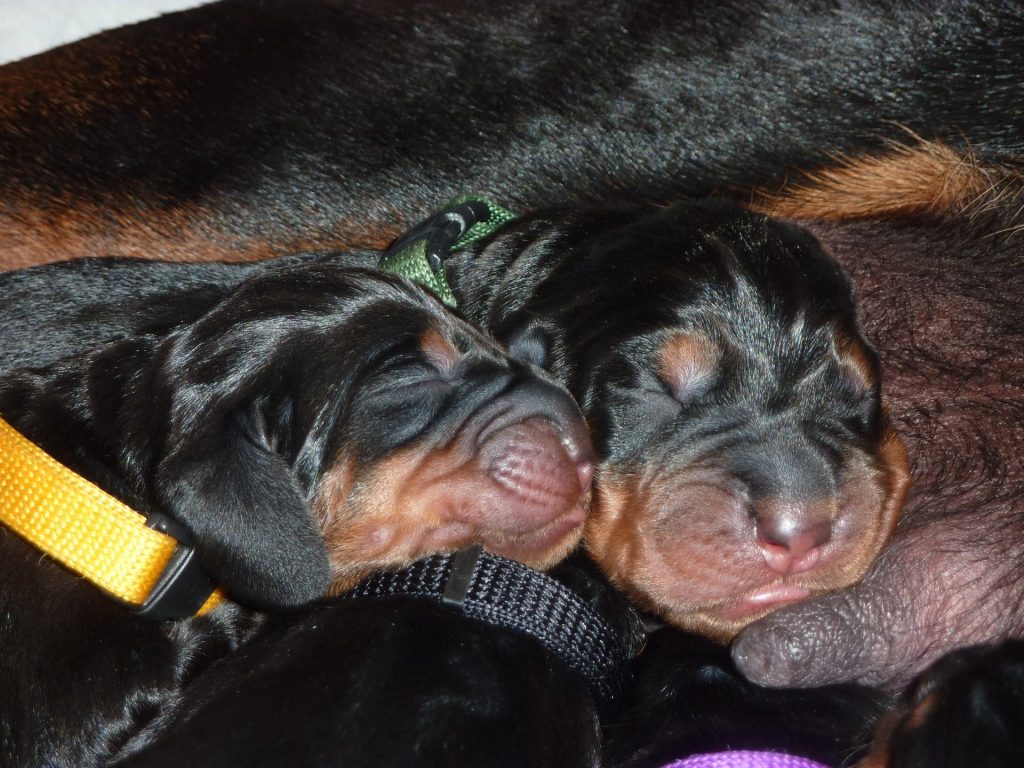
493;311;564;374
156;400;330;609
504;320;554;369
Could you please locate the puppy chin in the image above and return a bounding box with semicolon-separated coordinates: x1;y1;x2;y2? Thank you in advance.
481;503;588;569
661;585;819;642
586;458;905;641
323;508;586;596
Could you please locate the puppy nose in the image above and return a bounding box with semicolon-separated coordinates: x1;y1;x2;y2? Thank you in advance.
754;499;833;575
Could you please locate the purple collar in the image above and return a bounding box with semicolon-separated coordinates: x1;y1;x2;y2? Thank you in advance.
662;751;831;768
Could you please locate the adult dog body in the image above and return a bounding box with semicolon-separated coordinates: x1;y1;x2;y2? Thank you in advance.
0;0;1020;268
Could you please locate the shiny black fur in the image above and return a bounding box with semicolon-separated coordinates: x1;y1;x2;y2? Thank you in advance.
1;0;1021;265
3;199;884;481
603;628;889;768
111;555;643;768
875;640;1024;768
0;263;584;767
102;557;883;768
1;1;1021;763
0;201;889;766
0;252;370;373
445;198;880;465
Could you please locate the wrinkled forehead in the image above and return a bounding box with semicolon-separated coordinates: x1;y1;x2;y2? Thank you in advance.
592;320;871;399
337;271;510;361
560;218;864;412
672;213;853;317
577;204;853;328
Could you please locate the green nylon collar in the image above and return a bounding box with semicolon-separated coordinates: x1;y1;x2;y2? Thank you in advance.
378;195;516;308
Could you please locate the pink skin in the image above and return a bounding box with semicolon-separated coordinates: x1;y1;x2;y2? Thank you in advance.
589;453;900;641
477;416;593;535
323;403;595;586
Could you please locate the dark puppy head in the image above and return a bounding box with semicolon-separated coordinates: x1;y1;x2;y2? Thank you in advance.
146;265;592;605
448;199;909;640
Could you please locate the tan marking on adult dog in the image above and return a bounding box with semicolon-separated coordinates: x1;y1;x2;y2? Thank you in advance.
750;140;1018;222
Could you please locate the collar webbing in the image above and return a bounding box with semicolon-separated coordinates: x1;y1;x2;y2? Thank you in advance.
0;415;223;618
348;545;638;704
379;195;516;307
663;751;831;768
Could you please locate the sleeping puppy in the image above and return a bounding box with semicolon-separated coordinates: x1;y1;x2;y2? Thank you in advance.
0;262;591;767
2;195;913;638
442;198;911;639
1;199;908;642
0;200;903;764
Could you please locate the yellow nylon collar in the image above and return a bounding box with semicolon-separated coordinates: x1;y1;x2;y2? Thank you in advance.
0;414;223;618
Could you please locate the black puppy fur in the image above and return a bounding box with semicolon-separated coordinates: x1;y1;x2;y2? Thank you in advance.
0;2;1020;762
862;640;1024;768
0;198;908;640
0;0;1013;701
0;263;593;767
603;627;890;768
0;199;897;765
110;555;644;768
726;148;1024;764
105;558;883;768
1;0;1022;267
0;252;371;373
445;198;908;640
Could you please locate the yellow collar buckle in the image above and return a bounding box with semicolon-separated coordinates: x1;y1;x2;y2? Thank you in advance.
135;513;224;620
0;415;224;620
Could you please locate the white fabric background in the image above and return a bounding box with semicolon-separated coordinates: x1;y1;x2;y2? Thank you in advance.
0;1;208;65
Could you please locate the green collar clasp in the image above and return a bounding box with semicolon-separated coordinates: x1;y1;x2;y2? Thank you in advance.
379;195;516;308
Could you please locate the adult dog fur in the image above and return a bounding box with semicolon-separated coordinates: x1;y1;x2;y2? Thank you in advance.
0;0;1021;268
0;263;592;767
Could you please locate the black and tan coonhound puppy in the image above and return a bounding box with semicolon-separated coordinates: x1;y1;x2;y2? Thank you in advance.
0;261;592;767
1;197;904;765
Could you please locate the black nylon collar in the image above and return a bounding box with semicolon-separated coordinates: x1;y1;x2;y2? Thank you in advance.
348;546;639;704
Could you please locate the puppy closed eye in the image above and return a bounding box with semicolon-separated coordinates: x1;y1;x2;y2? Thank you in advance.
657;332;721;404
419;327;461;376
352;333;459;437
367;328;461;394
